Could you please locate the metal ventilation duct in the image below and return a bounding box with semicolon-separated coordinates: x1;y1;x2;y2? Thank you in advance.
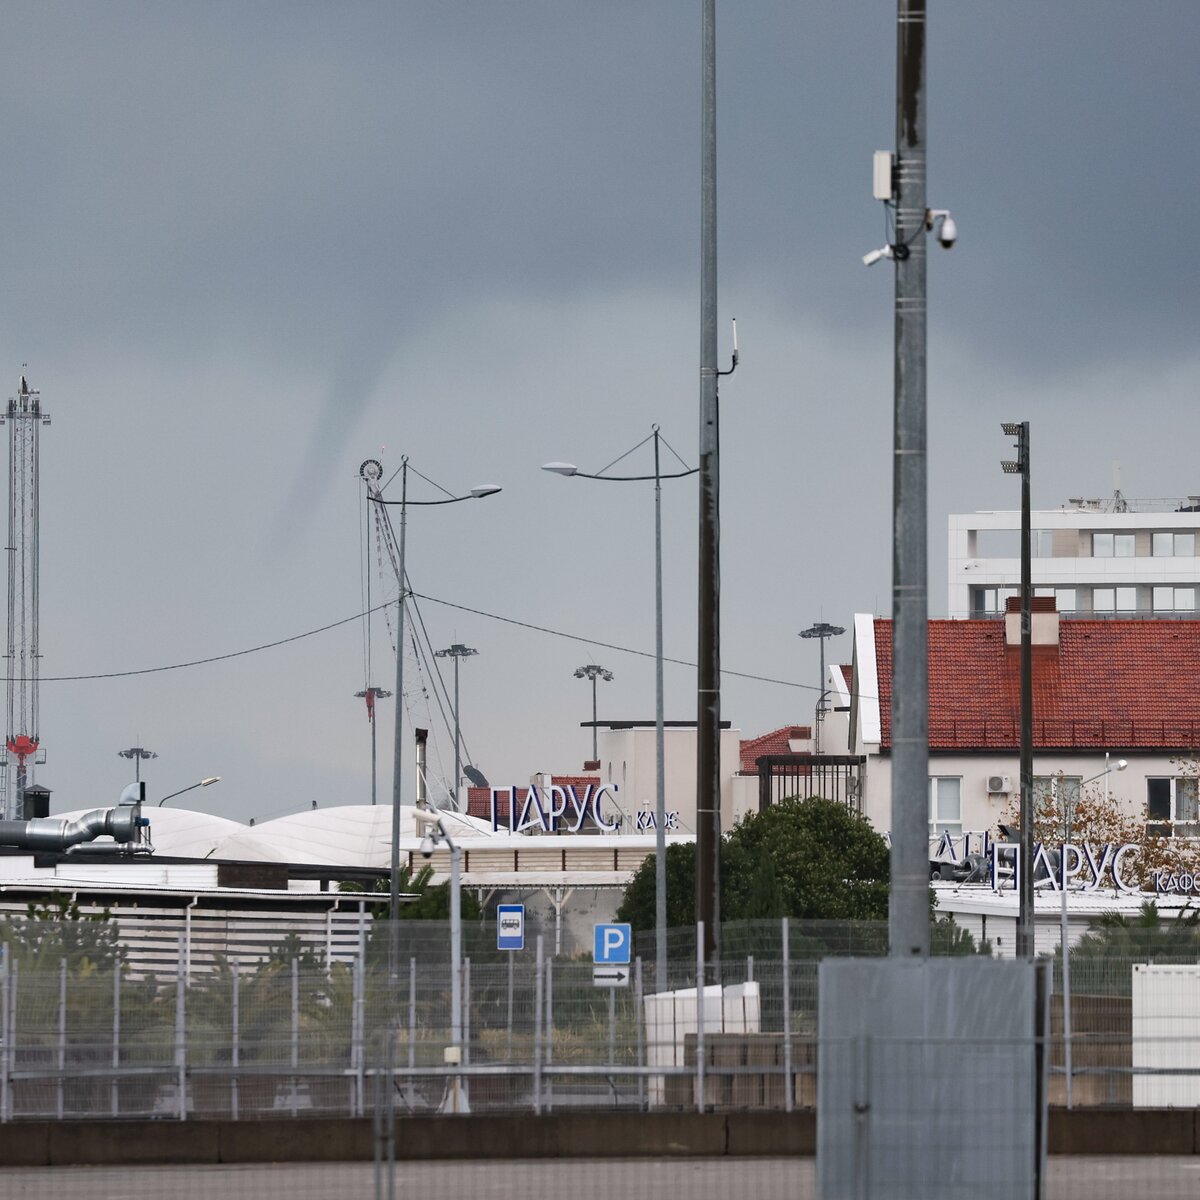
0;806;141;851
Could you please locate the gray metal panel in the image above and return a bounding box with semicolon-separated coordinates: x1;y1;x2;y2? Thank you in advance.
818;957;1040;1200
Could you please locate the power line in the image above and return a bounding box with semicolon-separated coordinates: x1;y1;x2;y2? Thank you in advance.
28;594;834;696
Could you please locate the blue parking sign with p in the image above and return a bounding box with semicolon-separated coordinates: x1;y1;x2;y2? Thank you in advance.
593;923;631;965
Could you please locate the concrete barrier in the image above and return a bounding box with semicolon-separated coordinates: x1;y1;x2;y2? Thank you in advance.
48;1119;221;1166
1048;1108;1196;1156
3;1109;1199;1166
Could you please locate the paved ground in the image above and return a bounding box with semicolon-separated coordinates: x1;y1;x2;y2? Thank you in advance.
3;1157;1200;1200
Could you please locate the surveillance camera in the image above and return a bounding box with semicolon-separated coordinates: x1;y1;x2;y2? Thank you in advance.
862;245;895;267
419;835;434;858
926;209;957;249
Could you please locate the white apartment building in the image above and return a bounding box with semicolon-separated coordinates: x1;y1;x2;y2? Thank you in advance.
948;494;1200;619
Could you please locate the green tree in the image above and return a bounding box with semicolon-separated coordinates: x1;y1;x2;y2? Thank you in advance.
339;862;482;921
1063;901;1200;995
617;796;891;929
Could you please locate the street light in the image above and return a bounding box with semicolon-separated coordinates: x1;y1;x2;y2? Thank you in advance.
573;664;614;764
1057;757;1127;1108
546;426;697;993
434;644;478;812
118;747;157;783
156;776;221;807
1001;420;1033;958
413;804;468;1113
366;457;501;988
798;623;846;755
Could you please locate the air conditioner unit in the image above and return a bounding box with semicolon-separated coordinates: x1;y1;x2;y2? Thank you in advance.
986;774;1011;795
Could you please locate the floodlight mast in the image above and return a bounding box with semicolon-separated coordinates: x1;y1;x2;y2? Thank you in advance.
2;376;50;821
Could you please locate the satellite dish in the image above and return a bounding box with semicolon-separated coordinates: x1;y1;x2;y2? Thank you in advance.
463;765;490;789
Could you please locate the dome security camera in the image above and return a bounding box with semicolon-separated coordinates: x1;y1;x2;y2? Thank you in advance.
926;209;957;249
419;834;435;858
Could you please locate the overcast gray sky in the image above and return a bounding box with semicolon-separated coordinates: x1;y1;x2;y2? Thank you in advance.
2;2;1197;823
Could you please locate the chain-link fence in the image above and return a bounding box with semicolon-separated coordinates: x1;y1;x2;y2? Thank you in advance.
2;914;1200;1120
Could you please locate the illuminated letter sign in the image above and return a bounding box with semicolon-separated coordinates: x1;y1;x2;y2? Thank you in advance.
489;783;620;833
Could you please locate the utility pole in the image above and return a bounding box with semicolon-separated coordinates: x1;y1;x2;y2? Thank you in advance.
695;0;738;966
1003;421;1034;958
888;0;930;959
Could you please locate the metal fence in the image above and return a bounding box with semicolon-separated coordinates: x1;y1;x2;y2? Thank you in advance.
1;914;1199;1120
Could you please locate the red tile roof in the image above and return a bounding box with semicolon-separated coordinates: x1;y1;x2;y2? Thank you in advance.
873;619;1200;751
738;726;812;773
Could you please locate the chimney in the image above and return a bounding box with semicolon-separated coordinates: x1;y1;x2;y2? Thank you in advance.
414;727;429;809
1005;595;1059;648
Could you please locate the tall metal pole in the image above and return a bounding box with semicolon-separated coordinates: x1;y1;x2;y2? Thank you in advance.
695;0;721;966
1018;423;1034;958
453;655;461;808
888;0;930;959
435;645;477;809
389;459;409;987
799;623;845;756
591;673;599;762
653;430;668;991
450;839;462;1060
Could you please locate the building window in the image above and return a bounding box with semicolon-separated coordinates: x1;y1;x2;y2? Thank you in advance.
973;586;1016;615
1056;588;1077;612
929;777;962;839
1153;586;1196;613
1147;778;1200;838
1153;532;1195;557
1034;776;1082;835
1092;532;1135;558
1093;586;1136;613
1032;530;1054;558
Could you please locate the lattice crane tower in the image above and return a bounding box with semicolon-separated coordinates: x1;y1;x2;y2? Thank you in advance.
1;376;50;820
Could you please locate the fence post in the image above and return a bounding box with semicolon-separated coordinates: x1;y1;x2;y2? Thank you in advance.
533;935;544;1115
747;954;754;983
782;916;793;1114
463;958;472;1067
57;958;66;1120
351;933;364;1117
635;956;645;1111
6;961;16;1123
607;986;616;1068
506;951;514;1064
231;962;240;1121
175;936;187;1120
407;957;416;1072
696;921;706;1115
545;955;554;1111
111;962;121;1118
290;957;299;1116
0;948;8;1123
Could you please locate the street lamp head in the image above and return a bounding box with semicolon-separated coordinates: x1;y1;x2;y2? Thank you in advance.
799;623;846;640
541;462;579;477
1001;461;1022;474
575;664;613;682
201;776;221;787
1115;759;1128;771
1001;423;1022;437
469;485;502;498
